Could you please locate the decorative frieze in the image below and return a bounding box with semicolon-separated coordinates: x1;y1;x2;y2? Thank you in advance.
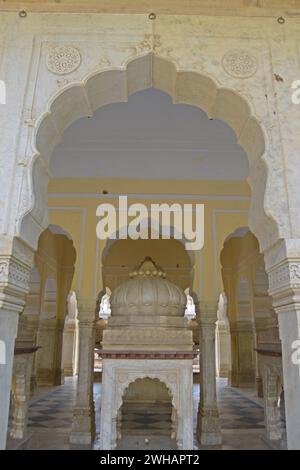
268;261;300;293
0;256;31;294
97;349;196;359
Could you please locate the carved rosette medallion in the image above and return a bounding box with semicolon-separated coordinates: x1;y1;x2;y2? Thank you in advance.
46;46;81;75
222;49;257;79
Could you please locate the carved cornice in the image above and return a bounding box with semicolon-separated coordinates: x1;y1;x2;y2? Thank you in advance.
269;262;300;291
98;350;196;359
103;329;193;345
265;259;300;315
0;254;33;312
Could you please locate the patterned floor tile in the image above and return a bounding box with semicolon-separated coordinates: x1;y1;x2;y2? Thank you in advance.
23;376;283;450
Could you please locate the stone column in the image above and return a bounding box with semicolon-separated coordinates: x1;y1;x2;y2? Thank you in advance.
215;295;231;378
36;320;58;386
62;317;78;376
197;303;222;445
0;243;33;449
53;319;65;385
267;242;300;450
262;363;283;442
70;300;96;446
10;351;34;440
252;322;262;396
62;292;79;377
0;308;19;449
229;320;255;387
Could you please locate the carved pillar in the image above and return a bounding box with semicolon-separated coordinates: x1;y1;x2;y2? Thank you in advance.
70;300;96;446
21;314;39;394
62;317;78;376
267;243;300;450
36;319;64;386
215;294;231;378
262;364;283;442
10;350;34;440
53;319;65;385
197;303;222;445
251;322;262;395
62;293;79;377
0;242;33;449
230;320;255;387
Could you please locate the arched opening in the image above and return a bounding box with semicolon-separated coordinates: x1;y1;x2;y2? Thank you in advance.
18;54;275;251
117;378;176;450
16;55;277;451
220;227;286;447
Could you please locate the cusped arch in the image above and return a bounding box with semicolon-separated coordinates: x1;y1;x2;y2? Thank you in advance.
115;373;179;424
17;53;277;251
119;376;174;407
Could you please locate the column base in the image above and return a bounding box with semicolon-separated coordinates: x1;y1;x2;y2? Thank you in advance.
197;408;222;446
70;404;95;446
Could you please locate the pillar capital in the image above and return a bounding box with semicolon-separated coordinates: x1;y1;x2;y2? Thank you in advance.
230;320;253;332
267;258;300;310
197;301;218;326
77;298;97;324
0;239;34;313
264;239;300;306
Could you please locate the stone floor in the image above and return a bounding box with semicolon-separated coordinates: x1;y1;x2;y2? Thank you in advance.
23;377;272;450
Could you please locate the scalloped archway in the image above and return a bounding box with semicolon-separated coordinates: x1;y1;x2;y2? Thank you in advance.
18;53;277;252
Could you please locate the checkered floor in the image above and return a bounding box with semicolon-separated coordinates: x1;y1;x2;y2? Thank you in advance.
24;377;275;449
28;383;76;429
218;385;265;429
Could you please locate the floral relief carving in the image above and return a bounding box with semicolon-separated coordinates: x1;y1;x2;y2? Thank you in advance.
222;49;257;79
56;78;70;88
0;257;31;291
46;46;81;75
99;57;111;67
269;262;300;292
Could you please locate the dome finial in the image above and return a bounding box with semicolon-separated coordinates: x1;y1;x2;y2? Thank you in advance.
129;256;166;278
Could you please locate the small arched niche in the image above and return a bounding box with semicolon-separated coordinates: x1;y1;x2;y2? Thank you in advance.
116;377;177;450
